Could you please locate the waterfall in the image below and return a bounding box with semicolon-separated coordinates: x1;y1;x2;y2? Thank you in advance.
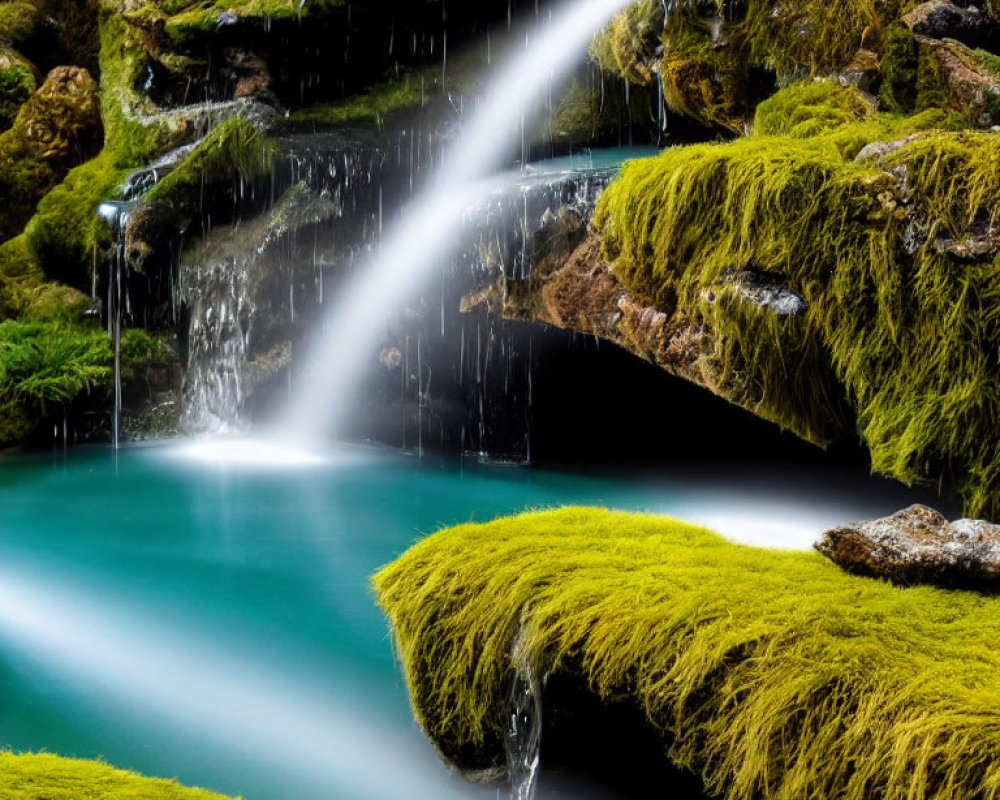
273;0;634;443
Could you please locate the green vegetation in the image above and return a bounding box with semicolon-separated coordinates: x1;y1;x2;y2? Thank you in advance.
0;2;41;47
594;80;1000;516
26;151;129;282
0;319;167;445
753;80;876;138
589;0;999;129
0;319;111;407
376;506;1000;798
0;752;240;800
158;0;344;42
286;71;433;131
0;57;34;131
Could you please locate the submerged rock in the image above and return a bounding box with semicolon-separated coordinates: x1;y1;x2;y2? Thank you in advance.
816;504;1000;588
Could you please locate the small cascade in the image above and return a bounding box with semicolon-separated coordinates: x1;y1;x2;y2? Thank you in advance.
177;128;445;434
96;142;203;446
96;202;129;448
507;653;544;800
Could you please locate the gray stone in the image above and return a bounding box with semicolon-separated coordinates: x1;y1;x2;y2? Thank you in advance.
815;504;1000;589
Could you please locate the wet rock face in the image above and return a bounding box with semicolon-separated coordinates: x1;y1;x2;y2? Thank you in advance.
901;0;1000;49
178;181;341;433
815;504;1000;589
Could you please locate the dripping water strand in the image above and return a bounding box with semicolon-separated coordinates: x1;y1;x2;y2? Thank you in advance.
506;650;543;800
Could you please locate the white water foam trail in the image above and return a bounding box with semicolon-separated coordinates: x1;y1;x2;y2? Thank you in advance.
273;0;632;443
0;565;489;800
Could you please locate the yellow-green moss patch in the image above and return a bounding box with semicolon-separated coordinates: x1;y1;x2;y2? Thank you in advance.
594;81;997;516
375;507;1000;799
0;752;240;799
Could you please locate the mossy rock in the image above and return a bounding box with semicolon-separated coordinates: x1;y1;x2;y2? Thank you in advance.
0;2;42;48
590;0;663;85
0;64;103;243
881;23;1000;124
157;0;345;43
0;46;36;131
660;54;755;133
0;752;240;799
594;0;999;130
376;506;1000;797
754;79;877;137
593;80;1000;517
284;67;439;132
0;319;168;446
125;115;279;264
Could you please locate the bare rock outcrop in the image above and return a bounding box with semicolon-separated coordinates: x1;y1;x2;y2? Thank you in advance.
816;504;1000;588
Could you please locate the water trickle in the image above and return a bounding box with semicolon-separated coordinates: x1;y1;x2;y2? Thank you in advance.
506;653;543;800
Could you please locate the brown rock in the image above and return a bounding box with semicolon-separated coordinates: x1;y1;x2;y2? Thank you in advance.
462;211;717;396
917;36;1000;127
10;66;101;166
815;504;1000;588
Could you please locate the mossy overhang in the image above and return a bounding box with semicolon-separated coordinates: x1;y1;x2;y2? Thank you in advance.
583;79;1000;519
375;506;1000;798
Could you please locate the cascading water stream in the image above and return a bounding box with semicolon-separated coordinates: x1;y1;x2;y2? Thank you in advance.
97;141;202;446
507;653;544;800
273;0;634;443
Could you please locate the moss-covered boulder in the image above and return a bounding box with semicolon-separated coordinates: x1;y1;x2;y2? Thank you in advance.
0;752;239;799
376;506;1000;797
0;65;102;243
590;82;1000;517
593;0;1000;131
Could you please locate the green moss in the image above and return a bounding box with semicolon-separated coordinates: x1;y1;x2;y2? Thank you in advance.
591;0;663;84
754;80;876;138
120;327;167;363
0;2;41;47
595;86;996;515
660;51;754;133
25;151;129;286
122;116;278;263
98;12;187;169
146;116;277;202
0;752;239;799
880;24;920;113
880;29;995;123
286;71;431;131
0;58;34;131
161;0;344;42
376;507;1000;797
593;0;929;129
0;234;42;316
